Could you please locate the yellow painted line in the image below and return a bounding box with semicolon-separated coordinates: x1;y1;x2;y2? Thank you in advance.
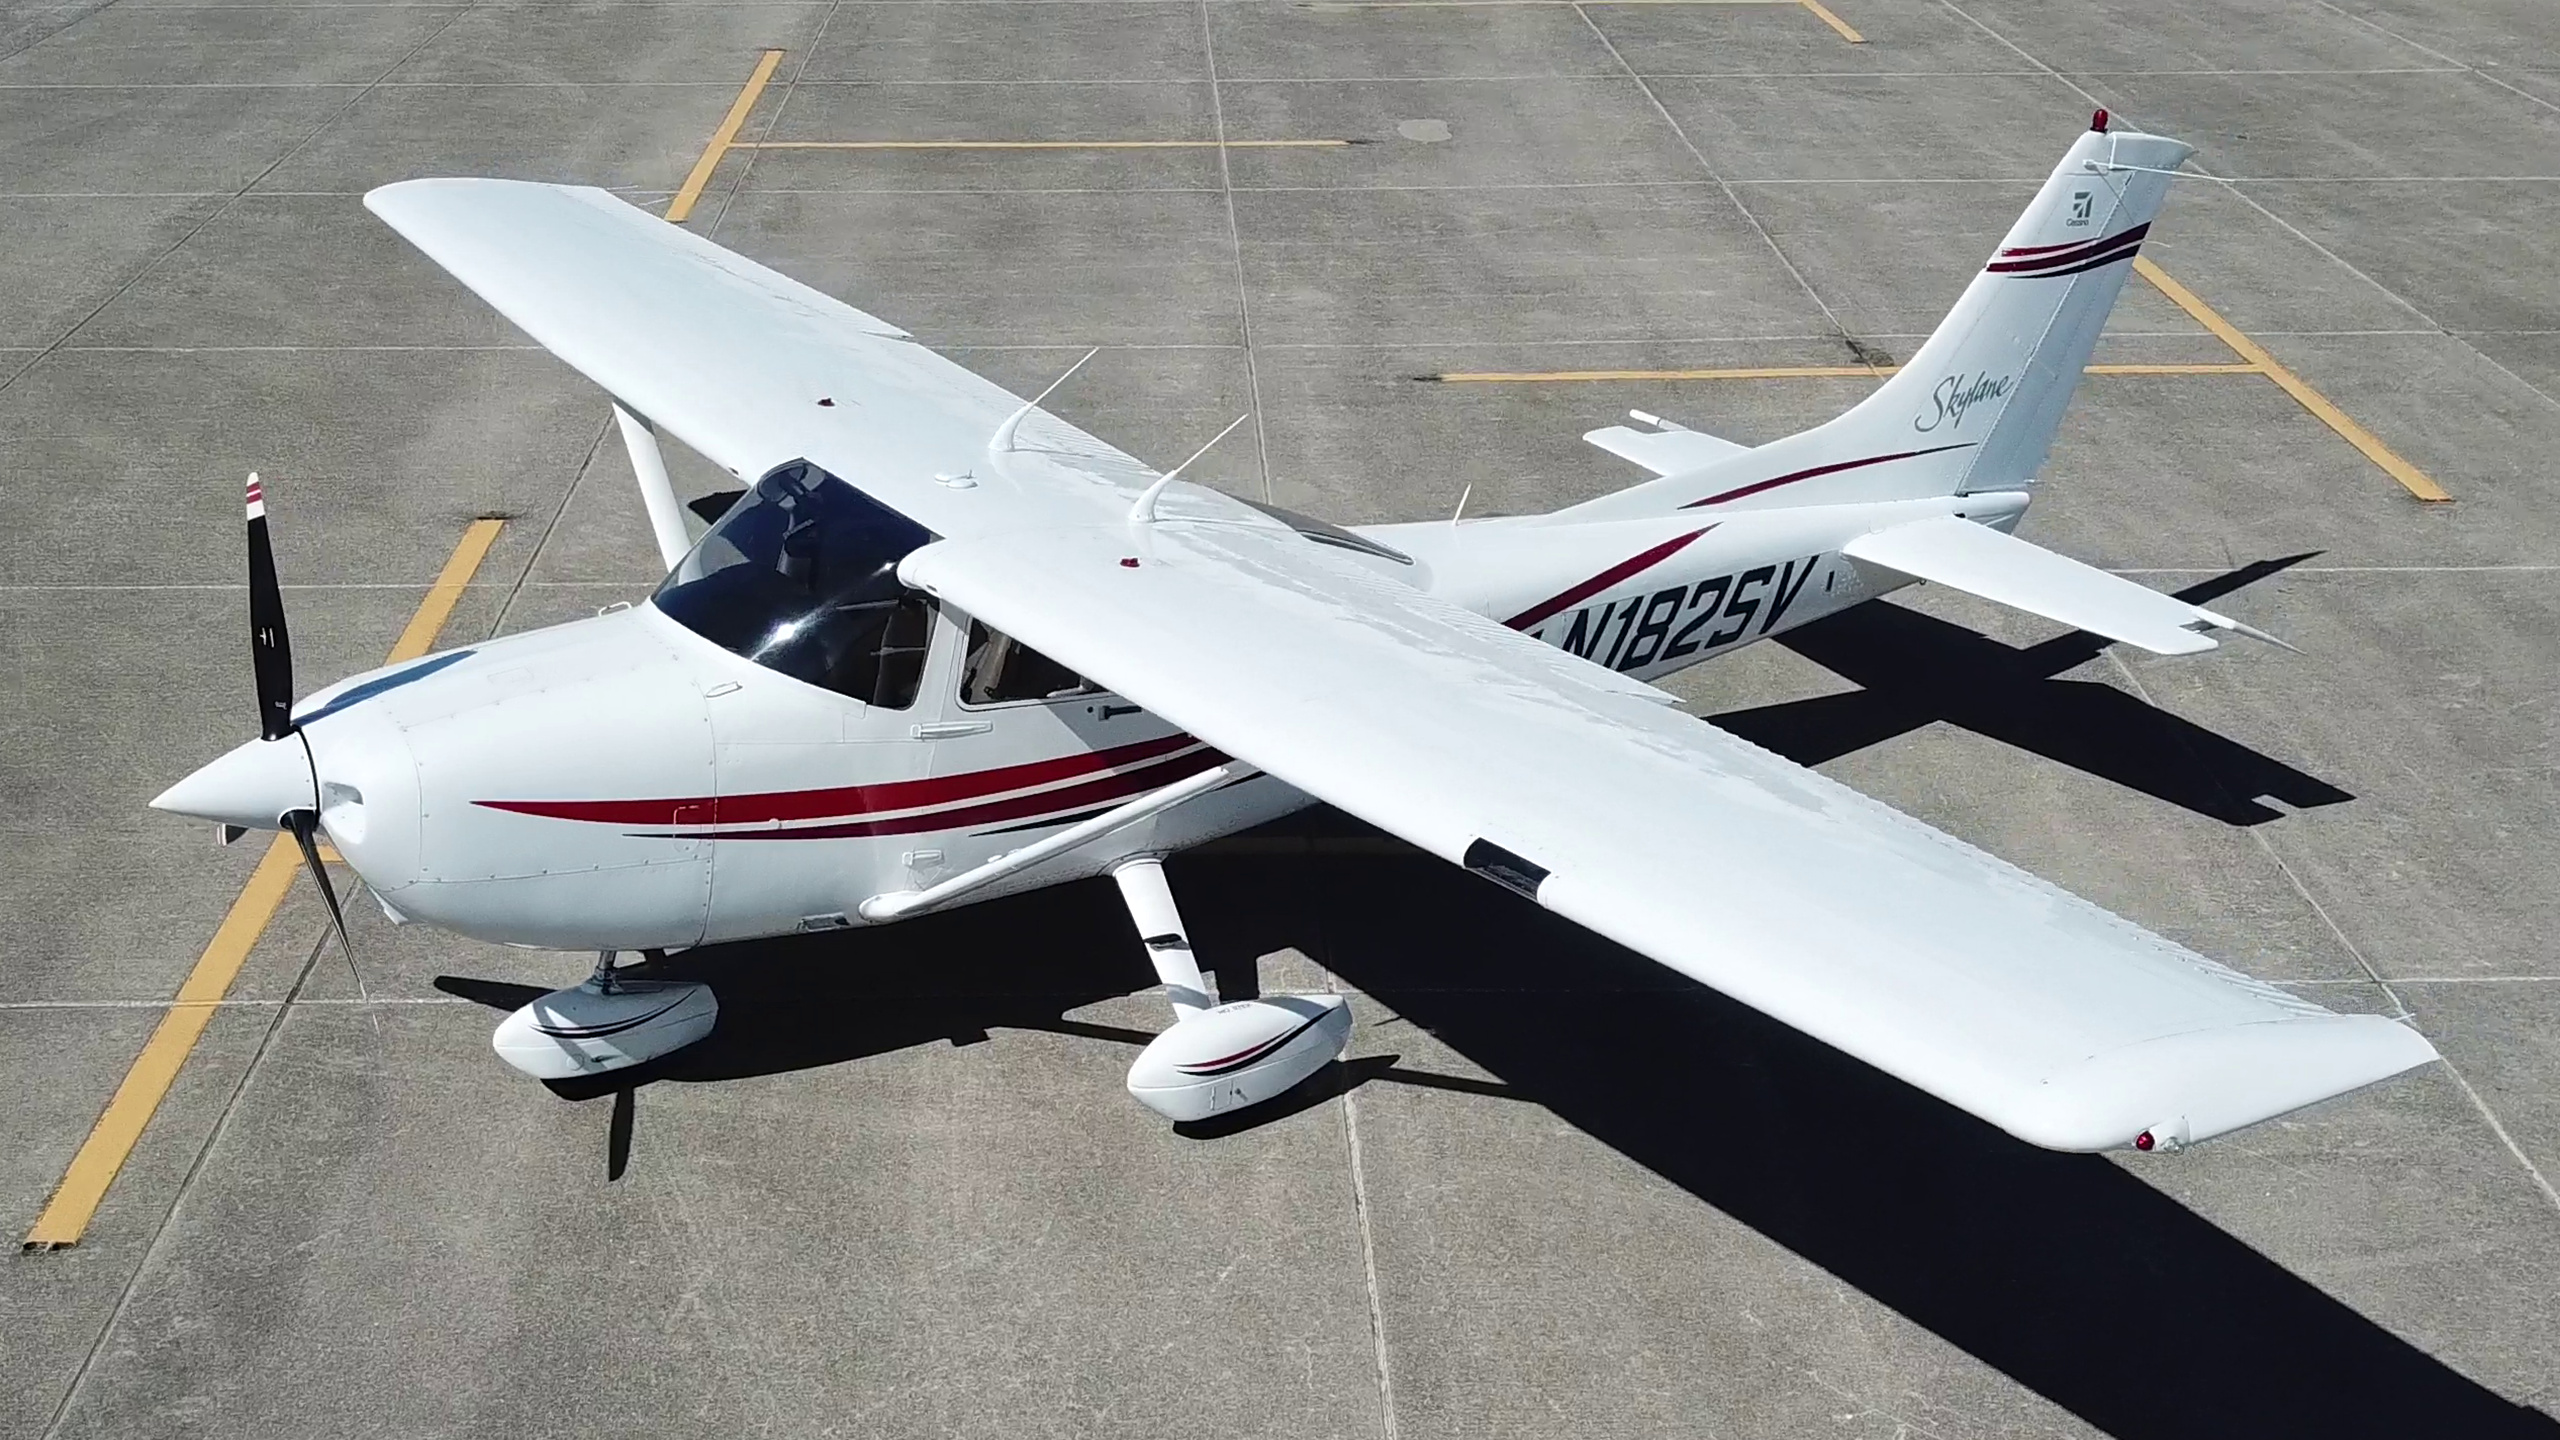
735;139;1352;150
1798;0;1863;41
1428;362;2262;382
667;47;783;226
1304;1;1796;8
387;518;504;663
23;520;507;1253
2134;256;2451;502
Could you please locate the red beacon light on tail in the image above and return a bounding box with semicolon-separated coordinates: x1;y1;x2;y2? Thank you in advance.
2091;108;2110;133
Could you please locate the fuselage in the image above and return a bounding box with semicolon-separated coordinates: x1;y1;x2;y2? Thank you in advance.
168;465;2026;953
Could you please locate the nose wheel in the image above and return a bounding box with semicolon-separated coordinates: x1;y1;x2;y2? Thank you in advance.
490;949;717;1081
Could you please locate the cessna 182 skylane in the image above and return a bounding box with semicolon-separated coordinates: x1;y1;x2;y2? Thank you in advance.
154;113;2437;1145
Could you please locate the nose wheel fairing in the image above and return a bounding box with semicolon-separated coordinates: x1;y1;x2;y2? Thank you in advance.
492;953;718;1081
1113;858;1354;1122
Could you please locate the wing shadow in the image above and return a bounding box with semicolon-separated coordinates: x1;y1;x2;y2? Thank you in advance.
439;834;2549;1438
1173;848;2557;1440
1715;554;2353;825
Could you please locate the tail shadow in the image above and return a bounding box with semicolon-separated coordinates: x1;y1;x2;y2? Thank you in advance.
1716;553;2351;824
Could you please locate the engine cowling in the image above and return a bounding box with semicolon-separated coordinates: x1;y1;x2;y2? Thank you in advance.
491;979;718;1080
1126;994;1353;1122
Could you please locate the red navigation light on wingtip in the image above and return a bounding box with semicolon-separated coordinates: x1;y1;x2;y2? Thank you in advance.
2133;1129;2155;1151
2091;108;2110;133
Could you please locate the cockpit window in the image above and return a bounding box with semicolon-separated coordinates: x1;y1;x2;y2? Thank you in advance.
960;620;1098;706
653;461;934;709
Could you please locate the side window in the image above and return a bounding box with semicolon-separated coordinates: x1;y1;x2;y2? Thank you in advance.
854;594;933;710
960;621;1098;706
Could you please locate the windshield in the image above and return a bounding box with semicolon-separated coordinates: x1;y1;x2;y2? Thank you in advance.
653;461;935;708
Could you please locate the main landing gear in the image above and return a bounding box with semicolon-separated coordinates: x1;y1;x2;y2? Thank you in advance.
1114;859;1353;1123
490;949;719;1081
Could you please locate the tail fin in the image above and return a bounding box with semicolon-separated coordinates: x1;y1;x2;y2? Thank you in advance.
1552;115;2195;521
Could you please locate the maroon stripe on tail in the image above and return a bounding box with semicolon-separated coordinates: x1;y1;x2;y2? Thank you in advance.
1985;223;2149;275
1998;237;2090;258
2022;234;2148;279
1503;526;1717;632
1676;442;1976;511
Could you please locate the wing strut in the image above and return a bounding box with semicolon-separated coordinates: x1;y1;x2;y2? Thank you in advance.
613;404;692;570
857;761;1238;922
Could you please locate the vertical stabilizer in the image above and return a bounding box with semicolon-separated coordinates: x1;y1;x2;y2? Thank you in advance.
1552;116;2196;520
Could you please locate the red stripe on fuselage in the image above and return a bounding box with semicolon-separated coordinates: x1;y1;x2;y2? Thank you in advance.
1504;525;1717;631
643;748;1231;841
476;731;1200;828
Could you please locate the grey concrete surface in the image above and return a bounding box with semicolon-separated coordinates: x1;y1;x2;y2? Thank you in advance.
6;0;2559;1437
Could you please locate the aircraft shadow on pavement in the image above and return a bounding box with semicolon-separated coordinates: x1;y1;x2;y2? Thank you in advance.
440;842;2551;1440
431;555;2535;1439
1717;553;2354;825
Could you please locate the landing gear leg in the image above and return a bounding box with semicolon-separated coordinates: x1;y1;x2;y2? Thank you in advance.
1113;857;1353;1124
586;948;622;995
1113;859;1214;1019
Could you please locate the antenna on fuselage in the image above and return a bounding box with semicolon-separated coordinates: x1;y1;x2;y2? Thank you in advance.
990;347;1100;455
1130;413;1252;524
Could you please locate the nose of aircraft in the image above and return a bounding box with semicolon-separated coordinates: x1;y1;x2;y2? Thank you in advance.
150;735;316;831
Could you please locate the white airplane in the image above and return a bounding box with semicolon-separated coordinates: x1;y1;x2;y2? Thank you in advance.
154;112;2436;1146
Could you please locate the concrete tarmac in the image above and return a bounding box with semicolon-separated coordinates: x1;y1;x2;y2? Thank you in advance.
4;0;2558;1436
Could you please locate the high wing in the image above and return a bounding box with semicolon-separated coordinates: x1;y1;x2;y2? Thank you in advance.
372;179;2435;1153
901;522;2431;1152
364;179;1171;541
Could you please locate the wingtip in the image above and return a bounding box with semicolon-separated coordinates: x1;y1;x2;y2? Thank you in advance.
2195;607;2302;654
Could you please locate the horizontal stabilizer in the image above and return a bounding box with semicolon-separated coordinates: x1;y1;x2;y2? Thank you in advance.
1843;515;2286;656
1583;411;1745;477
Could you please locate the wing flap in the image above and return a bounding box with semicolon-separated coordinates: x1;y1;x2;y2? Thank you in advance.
901;521;2433;1152
1844;515;2259;656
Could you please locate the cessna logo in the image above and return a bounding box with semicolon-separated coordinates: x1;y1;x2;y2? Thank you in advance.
1915;371;2014;433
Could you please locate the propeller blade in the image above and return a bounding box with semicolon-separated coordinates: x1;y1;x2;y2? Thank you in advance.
607;1087;635;1181
245;473;296;742
285;809;376;1035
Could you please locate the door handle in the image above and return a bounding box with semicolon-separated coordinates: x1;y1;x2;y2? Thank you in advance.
911;720;994;740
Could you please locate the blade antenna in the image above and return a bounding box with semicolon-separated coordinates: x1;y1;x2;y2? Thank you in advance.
1450;483;1472;525
1130;413;1252;524
990;347;1100;454
286;809;376;1037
